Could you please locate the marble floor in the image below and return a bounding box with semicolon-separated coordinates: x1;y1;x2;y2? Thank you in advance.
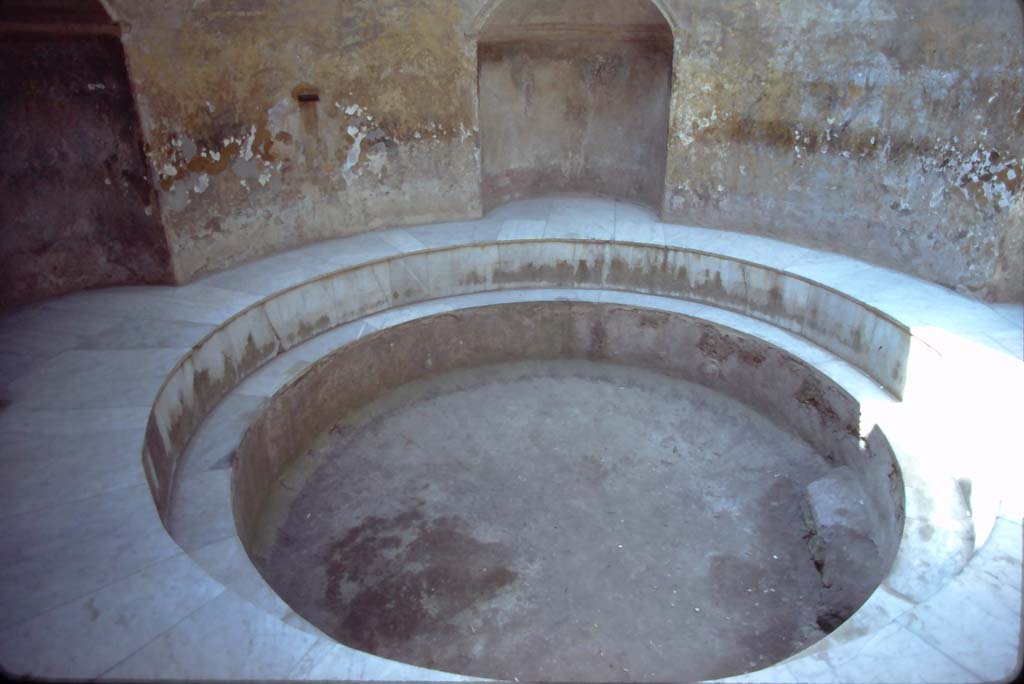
0;196;1020;682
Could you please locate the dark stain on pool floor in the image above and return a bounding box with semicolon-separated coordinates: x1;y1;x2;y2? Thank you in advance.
253;360;877;681
323;509;519;656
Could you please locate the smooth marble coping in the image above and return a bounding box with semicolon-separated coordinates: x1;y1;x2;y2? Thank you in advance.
165;290;901;681
166;287;1020;683
140;239;914;528
0;195;1020;681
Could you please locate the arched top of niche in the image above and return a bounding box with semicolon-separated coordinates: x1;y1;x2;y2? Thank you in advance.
469;0;678;41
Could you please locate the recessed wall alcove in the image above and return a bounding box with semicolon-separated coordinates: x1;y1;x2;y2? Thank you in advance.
0;0;173;309
476;0;673;212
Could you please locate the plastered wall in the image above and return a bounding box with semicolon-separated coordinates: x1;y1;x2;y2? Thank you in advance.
659;0;1024;300
70;1;1024;301
0;28;173;308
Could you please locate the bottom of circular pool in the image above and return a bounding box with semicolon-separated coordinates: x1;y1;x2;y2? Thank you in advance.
234;302;901;682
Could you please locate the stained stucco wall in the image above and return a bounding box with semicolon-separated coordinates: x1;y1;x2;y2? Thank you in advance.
660;0;1023;300
478;37;672;211
107;0;1021;300
107;1;482;282
0;31;173;309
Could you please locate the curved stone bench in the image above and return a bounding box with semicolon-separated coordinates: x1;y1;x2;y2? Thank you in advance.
0;196;1019;681
143;239;914;518
162;286;1015;683
229;297;907;680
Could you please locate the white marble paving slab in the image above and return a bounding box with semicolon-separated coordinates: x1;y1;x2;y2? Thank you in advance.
0;405;153;436
168;468;234;553
44;285;259;326
546;196;616;240
5;347;187;409
0;506;184;631
497;218;547;241
896;517;1023;681
485;195;553;222
613;199;658;225
783;621;981;683
0;349;44;390
197;252;332;297
0;328;86;358
0;553;224;680
0;483;160;564
188;534;297;621
660;222;741;254
78;317;215;350
0;196;1020;682
0;428;147;518
102;591;320;680
379;227;430;254
0;305;125;337
176;391;267;478
290;638;473;681
613;216;666;245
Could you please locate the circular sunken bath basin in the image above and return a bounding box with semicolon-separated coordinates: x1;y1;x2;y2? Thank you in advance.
232;301;904;682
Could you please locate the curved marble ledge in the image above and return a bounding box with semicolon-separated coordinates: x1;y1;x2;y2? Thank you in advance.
0;196;1019;681
164;287;1017;684
142;239;913;521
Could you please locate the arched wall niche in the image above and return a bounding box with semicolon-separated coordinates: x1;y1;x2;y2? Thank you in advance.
467;0;681;37
0;0;173;309
475;0;675;213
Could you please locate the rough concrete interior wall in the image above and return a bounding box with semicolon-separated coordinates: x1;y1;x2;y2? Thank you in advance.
0;32;173;309
478;37;672;211
660;0;1024;301
106;1;482;282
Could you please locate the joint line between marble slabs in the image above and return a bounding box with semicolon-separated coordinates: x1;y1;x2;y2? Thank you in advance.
0;404;156;437
261;307;288;353
284;634;329;680
897;616;991;682
399;260;429;295
177;530;237;557
0;547;193;636
94;583;228;679
0;461;149;523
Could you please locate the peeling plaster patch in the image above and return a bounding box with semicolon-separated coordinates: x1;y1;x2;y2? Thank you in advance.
365;143;388;179
163;182;190;211
241;125;257;161
268;98;292;130
930;144;1022;210
676;105;717;147
343;130;367;185
194;173;210;194
160;163;178;179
